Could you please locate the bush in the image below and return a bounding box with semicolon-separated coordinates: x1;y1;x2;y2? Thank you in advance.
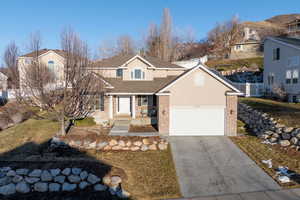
74;117;96;127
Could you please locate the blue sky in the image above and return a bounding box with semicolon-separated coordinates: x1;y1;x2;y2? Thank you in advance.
0;0;299;63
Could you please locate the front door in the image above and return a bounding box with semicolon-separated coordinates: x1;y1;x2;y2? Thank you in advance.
118;96;131;114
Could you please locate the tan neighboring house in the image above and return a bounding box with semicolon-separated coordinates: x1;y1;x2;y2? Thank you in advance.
264;37;300;102
18;50;241;136
0;72;8;90
286;17;300;37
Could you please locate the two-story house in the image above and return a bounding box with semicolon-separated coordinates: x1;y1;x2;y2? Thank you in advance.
264;37;300;102
18;50;241;136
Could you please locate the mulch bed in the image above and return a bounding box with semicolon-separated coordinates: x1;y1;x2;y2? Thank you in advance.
128;125;157;133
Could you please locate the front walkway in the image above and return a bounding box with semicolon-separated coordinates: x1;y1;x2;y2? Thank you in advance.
169;136;280;198
168;188;300;200
109;120;159;136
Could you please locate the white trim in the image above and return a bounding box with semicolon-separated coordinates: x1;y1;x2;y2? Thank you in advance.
131;96;136;119
106;92;154;95
120;54;156;69
265;37;300;51
155;93;171;96
109;95;113;119
226;92;244;96
157;64;241;94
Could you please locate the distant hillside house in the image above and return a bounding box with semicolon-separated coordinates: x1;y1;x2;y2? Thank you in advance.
0;72;8;90
230;26;263;59
264;37;300;102
286;17;300;37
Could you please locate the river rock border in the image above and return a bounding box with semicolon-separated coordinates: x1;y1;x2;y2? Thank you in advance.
238;103;300;149
0;167;129;198
50;136;168;151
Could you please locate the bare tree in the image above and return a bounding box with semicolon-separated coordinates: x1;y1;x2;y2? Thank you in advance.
207;16;243;58
160;8;173;61
98;40;117;59
116;35;135;55
145;24;161;58
16;30;105;135
3;41;19;88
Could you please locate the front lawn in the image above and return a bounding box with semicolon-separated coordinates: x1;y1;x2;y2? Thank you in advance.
0;117;181;199
240;97;300;127
232;121;300;188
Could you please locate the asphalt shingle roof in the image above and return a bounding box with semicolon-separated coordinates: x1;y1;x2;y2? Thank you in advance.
274;37;300;48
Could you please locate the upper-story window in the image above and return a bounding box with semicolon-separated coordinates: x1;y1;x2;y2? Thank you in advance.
235;45;242;51
48;61;55;71
116;69;123;77
131;69;145;80
272;48;280;61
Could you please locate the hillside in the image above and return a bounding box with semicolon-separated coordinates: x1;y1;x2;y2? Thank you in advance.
265;14;300;26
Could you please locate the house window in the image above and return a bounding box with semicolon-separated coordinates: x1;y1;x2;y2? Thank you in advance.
286;70;292;84
267;73;274;85
48;61;55;73
235;45;242;51
94;94;104;111
293;70;299;84
138;95;156;106
116;69;123;77
273;48;280;61
132;69;145;80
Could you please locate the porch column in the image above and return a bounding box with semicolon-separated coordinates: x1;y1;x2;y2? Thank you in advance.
131;95;136;119
109;95;113;119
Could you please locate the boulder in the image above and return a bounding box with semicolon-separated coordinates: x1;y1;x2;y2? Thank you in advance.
80;171;88;180
54;175;65;184
68;175;81;183
279;140;291;147
126;141;132;147
16;182;30;193
111;176;122;186
50;169;61;177
88;142;97;149
49;183;61;192
112;146;122;150
94;184;107;191
109;139;118;146
141;144;149;151
34;182;48;192
142;138;150;145
41;170;52;182
0;177;11;186
149;144;157;150
79;181;89;189
62;168;71;176
0;183;16;195
269;137;278;143
97;142;108;149
130;146;139;151
25;177;40;184
102;176;111;185
158;143;168;150
133;141;142;147
281;133;291;140
118;140;126;147
16;169;29;176
284;127;294;133
28;169;42;177
116;189;131;199
291;137;299;145
87;174;101;184
12;175;23;183
72;168;82;175
62;183;76;191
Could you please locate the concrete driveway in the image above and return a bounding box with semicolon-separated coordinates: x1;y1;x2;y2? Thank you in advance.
169;136;280;198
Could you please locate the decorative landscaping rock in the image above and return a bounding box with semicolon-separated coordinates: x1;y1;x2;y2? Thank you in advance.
54;175;65;184
49;183;61;192
16;169;29;176
72;168;82;175
87;174;100;184
25;177;40;184
149;144;157;150
141;144;149;151
133;141;143;147
94;184;107;191
34;182;48;192
12;175;23;183
41;170;52;182
111;176;122;186
79;181;89;189
238;103;300;151
117;189;131;199
80;171;88;180
279;140;291;147
29;169;42;177
50;169;61;177
68;175;81;183
158;143;168;150
6;170;16;177
0;183;16;195
109;139;118;146
62;168;71;176
0;176;11;186
102;176;111;185
16;182;30;193
97;142;108;149
62;183;76;191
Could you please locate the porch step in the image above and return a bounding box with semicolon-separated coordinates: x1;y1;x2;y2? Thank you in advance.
110;120;130;134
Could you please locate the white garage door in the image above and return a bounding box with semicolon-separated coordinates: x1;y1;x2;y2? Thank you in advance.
170;106;225;136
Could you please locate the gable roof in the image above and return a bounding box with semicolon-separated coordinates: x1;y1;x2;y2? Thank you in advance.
266;37;300;50
94;54;184;69
157;64;242;94
20;49;66;58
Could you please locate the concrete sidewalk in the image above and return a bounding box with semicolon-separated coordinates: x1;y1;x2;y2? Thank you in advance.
167;188;300;200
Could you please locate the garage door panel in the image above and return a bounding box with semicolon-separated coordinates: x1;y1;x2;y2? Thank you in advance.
170;106;225;136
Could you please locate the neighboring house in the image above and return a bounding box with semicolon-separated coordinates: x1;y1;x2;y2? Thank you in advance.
264;37;300;102
172;55;208;69
286;17;300;37
230;26;263;59
17;50;241;136
0;72;8;90
18;49;66;89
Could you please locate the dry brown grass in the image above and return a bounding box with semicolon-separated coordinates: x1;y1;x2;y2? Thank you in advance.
240;97;300;127
231;134;300;188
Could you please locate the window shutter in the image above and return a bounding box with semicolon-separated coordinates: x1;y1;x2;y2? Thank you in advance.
138;96;141;106
131;71;133;79
276;48;280;60
100;94;104;111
